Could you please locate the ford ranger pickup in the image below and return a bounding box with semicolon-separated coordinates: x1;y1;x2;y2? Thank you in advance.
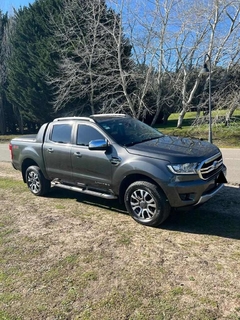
9;114;227;226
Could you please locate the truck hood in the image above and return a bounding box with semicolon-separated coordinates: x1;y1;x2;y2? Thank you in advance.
126;135;220;163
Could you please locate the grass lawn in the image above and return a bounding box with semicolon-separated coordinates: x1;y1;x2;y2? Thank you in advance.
157;110;240;148
0;162;240;320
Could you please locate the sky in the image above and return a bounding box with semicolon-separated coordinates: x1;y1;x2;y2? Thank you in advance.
0;0;34;14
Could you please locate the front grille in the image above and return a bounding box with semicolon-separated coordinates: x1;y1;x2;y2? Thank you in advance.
198;152;223;180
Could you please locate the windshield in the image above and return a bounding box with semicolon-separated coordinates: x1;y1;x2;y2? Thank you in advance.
97;117;164;146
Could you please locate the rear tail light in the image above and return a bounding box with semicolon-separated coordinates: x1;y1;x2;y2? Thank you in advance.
9;143;13;160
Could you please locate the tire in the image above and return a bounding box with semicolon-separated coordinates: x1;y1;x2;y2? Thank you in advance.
25;165;51;196
124;181;171;227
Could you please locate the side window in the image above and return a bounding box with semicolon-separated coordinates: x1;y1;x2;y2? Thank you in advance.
50;124;72;144
77;125;104;146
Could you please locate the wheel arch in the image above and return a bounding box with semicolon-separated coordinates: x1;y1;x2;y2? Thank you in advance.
21;159;40;183
118;173;165;204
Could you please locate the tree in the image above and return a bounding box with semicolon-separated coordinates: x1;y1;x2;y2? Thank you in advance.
210;65;240;125
48;0;133;117
0;11;8;134
107;0;179;124
6;0;63;128
3;0;239;130
108;0;240;126
173;0;240;127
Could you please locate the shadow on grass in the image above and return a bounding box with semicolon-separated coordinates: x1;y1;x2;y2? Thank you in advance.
47;184;240;240
162;185;240;240
47;187;127;215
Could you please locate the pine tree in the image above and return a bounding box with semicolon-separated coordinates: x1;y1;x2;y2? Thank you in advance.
6;0;63;126
0;11;9;133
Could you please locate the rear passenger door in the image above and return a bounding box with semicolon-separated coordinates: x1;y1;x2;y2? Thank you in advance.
43;123;73;182
71;124;112;191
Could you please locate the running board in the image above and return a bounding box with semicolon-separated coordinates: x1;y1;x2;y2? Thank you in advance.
51;181;117;200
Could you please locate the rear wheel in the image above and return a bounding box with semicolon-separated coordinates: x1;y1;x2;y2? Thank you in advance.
124;181;171;227
26;166;50;196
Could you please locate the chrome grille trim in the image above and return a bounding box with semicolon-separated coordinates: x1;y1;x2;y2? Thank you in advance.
197;152;223;180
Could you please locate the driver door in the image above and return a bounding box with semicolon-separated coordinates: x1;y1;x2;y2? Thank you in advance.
71;124;113;191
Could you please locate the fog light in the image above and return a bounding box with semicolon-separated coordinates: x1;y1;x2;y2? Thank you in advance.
179;193;195;201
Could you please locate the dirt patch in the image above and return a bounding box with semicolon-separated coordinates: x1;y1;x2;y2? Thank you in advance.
0;162;21;179
0;162;240;320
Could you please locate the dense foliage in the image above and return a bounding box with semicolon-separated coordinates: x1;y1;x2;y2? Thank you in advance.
6;0;63;132
0;10;12;133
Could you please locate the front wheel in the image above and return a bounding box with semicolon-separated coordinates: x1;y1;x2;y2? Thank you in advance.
25;165;51;196
124;181;171;227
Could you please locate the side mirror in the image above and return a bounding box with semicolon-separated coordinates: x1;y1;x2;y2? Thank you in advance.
89;139;108;150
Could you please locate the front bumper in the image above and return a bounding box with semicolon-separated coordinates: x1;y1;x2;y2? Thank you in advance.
162;165;227;208
194;183;224;206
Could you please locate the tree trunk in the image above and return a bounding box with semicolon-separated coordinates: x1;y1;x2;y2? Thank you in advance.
151;89;162;126
0;96;6;134
13;104;24;134
177;108;187;128
177;73;202;128
225;95;239;126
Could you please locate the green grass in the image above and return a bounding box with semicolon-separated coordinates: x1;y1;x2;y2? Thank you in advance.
157;110;240;148
0;178;26;192
0;169;240;319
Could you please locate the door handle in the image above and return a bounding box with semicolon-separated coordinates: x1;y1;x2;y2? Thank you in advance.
47;148;54;153
74;152;82;158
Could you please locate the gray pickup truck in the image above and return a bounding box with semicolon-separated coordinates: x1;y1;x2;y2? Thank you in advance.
9;114;227;226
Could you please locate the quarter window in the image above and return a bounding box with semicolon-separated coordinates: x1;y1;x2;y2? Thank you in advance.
77;125;104;146
50;124;72;144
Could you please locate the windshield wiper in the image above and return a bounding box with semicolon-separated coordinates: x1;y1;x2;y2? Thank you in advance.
125;136;163;147
141;136;163;143
124;141;139;147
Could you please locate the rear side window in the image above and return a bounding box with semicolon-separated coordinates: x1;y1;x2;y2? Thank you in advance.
50;124;72;144
77;125;104;146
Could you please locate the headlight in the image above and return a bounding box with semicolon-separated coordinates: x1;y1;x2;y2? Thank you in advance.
167;162;198;174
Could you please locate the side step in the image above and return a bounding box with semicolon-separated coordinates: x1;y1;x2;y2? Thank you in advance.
51;181;117;200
